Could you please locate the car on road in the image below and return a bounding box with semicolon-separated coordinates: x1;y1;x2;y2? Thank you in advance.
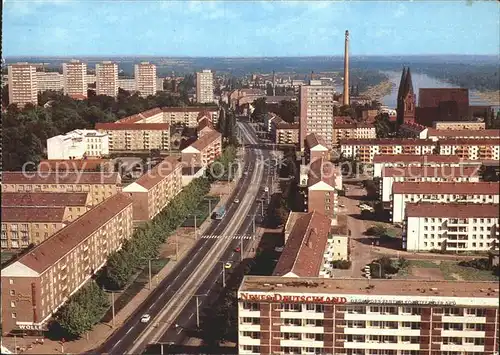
234;247;241;252
244;171;249;175
224;262;232;269
141;314;151;323
264;186;269;192
234;198;240;204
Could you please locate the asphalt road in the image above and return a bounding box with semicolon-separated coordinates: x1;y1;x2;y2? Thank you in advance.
154;128;273;346
95;122;267;355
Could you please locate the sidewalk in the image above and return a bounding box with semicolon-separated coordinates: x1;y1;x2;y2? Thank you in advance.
6;181;242;354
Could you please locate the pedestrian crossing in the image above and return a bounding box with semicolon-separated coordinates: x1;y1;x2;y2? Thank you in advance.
200;234;254;240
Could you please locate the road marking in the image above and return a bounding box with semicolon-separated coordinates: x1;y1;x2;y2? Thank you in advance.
230;252;235;258
200;234;252;239
189;313;193;319
116;339;122;345
125;328;132;335
177;328;183;334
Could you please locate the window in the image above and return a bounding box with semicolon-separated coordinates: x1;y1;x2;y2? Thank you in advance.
9;279;13;285
9;290;15;296
11;312;16;319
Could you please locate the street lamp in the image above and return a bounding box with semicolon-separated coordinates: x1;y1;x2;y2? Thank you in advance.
140;257;160;290
194;293;209;328
102;287;122;328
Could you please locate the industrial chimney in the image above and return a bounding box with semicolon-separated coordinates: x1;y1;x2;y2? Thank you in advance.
343;30;350;106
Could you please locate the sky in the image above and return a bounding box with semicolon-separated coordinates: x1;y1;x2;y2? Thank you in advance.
2;0;499;57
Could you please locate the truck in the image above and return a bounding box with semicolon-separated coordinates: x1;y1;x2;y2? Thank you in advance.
214;206;226;220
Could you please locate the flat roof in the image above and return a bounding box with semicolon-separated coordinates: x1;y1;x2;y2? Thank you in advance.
406;203;499;218
239;276;500;299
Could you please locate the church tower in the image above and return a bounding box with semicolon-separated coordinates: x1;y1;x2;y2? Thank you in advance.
396;66;416;125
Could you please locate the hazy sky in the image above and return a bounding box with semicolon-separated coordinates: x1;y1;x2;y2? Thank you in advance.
3;0;499;57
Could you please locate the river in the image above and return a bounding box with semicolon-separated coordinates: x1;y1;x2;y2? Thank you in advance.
380;71;499;111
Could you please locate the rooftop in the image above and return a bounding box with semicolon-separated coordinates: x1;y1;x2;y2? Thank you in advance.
1;206;67;222
133;156;180;190
438;138;500;145
393;181;500;195
308;158;336;188
4;193;133;275
239;276;500;299
273;211;332;278
305;133;328;149
382;165;480;178
1;192;90;207
162;106;218;112
95;123;170;130
339;138;435;146
406;203;500;218
2;172;121;185
428;129;500;138
38;159;112;171
188;130;222;151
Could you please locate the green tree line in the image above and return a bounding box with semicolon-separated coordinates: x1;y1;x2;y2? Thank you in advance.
1;88;212;171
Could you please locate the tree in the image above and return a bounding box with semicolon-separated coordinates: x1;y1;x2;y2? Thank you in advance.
272;100;298;123
1;84;9;107
374;113;393;138
251;97;267;121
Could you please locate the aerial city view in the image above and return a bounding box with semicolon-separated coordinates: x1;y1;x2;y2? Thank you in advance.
1;0;499;354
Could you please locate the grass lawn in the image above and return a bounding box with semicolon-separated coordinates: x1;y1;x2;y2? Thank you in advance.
401;259;499;281
182;197;220;227
1;251;18;266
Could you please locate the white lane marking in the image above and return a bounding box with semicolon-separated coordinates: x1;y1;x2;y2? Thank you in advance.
177;328;183;334
230;252;235;258
116;339;122;345
189;313;194;319
125;327;132;335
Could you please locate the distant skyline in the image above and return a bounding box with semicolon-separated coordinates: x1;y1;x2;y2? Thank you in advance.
3;0;499;57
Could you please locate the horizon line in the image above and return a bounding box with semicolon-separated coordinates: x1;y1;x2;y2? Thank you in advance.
4;54;499;59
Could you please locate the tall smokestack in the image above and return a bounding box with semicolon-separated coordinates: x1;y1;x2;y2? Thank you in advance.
343;30;350;106
272;70;276;96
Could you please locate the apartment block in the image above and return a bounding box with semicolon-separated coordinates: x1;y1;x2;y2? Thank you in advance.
116;107;219;128
62;60;87;98
135;62;157;97
299;158;338;222
237;276;499;355
339;139;436;164
122;156;182;223
161;107;219;127
274;211;333;278
46;129;109;160
117;78;136;92
333;118;376;146
299;82;336;150
404;203;499;252
95;123;170;152
96;61;118;97
196;69;214;103
381;166;480;203
1;193;133;334
197;117;214;138
2;172;121;206
391;181;500;223
1;194;91;249
304;133;329;164
270;115;299;145
181;130;222;167
438;138;500;161
433;121;486;130
8;63;38;107
36;72;63;92
372;154;476;178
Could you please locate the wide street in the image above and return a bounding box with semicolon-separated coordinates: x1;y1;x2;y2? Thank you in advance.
95;120;273;355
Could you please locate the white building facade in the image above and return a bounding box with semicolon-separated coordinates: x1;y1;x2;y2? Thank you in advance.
135;62;157;97
8;63;38;107
63;60;88;97
36;72;63;92
96;61;118;97
391;182;500;223
238;276;500;355
196;69;214;103
404;203;499;252
46;129;109;160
